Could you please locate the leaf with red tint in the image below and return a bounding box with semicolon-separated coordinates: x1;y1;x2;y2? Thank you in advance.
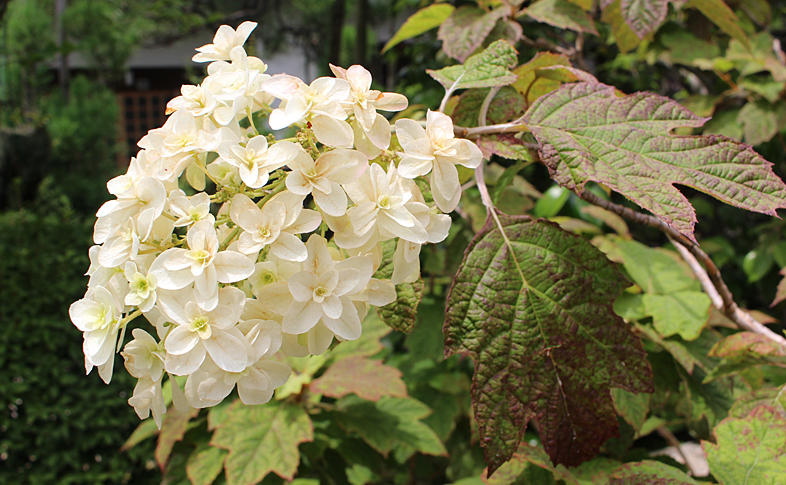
310;356;408;401
524;82;786;242
444;213;652;473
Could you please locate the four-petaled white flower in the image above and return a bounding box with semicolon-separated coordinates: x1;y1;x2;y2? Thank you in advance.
395;110;482;212
282;235;372;345
150;220;254;310
218;137;298;188
285;147;367;216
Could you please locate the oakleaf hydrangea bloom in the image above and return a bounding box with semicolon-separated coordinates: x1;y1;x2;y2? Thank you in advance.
69;20;483;425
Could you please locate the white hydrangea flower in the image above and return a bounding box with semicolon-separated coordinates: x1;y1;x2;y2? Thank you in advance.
193;21;257;62
344;163;429;244
395;110;482;212
149;220;255;310
128;377;166;428
281;235;373;344
285;147;368;216
263;74;354;147
123;261;158;312
69;285;124;383
169;191;215;228
158;287;249;375
121;328;166;381
330;64;408;150
217;137;299;188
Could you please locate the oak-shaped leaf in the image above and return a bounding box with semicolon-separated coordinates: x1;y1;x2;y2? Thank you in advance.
310;356;408;401
703;405;786;484
210;400;313;485
428;40;518;91
511;52;572;106
609;460;700;484
444;213;652;472
437;6;507;62
382;4;455;54
523;82;786;242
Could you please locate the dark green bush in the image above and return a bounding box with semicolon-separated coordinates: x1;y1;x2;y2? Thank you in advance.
0;180;157;484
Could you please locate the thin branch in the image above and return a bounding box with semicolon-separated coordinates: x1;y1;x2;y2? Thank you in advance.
519;34;571;55
669;237;723;309
453;120;534;140
656;427;697;477
478;86;502;128
579;190;786;348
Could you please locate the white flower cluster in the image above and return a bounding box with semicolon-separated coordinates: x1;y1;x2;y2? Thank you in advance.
69;21;482;427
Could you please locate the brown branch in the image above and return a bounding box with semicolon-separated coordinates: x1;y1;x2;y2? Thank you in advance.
579;190;786;348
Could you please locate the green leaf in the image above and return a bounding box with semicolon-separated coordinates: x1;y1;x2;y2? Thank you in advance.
525;0;598;35
609;460;700;484
186;444;227;485
710;331;786;360
581;205;629;235
738;100;779;146
523;82;786;242
740;78;785;103
534;185;570;217
686;0;749;48
601;0;642;54
437;6;507;62
703;405;786;484
492;161;530;204
310;356;408;401
729;384;786;419
121;418;159;451
742;248;774;283
444;214;652;470
570;456;622;483
211;401;313;484
451;87;527;127
483;443;580;484
512;52;572;105
476;134;535;162
643;291;711;340
614;292;647;321
374;240;423;333
428;40;519;91
611;388;651;432
329;310;391;362
620;0;668;38
605;239;698;294
773;269;786;306
703;108;743;140
382;4;455;54
156;406;199;469
334;396;447;459
275;354;327;399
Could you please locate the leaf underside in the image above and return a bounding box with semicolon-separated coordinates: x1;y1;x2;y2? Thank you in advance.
523;82;786;242
620;0;668;38
444;213;652;472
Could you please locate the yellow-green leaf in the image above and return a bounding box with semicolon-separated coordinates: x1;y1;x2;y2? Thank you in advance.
382;4;455;54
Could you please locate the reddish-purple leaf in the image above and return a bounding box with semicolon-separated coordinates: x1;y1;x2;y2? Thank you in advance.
444;213;652;472
523;82;786;242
